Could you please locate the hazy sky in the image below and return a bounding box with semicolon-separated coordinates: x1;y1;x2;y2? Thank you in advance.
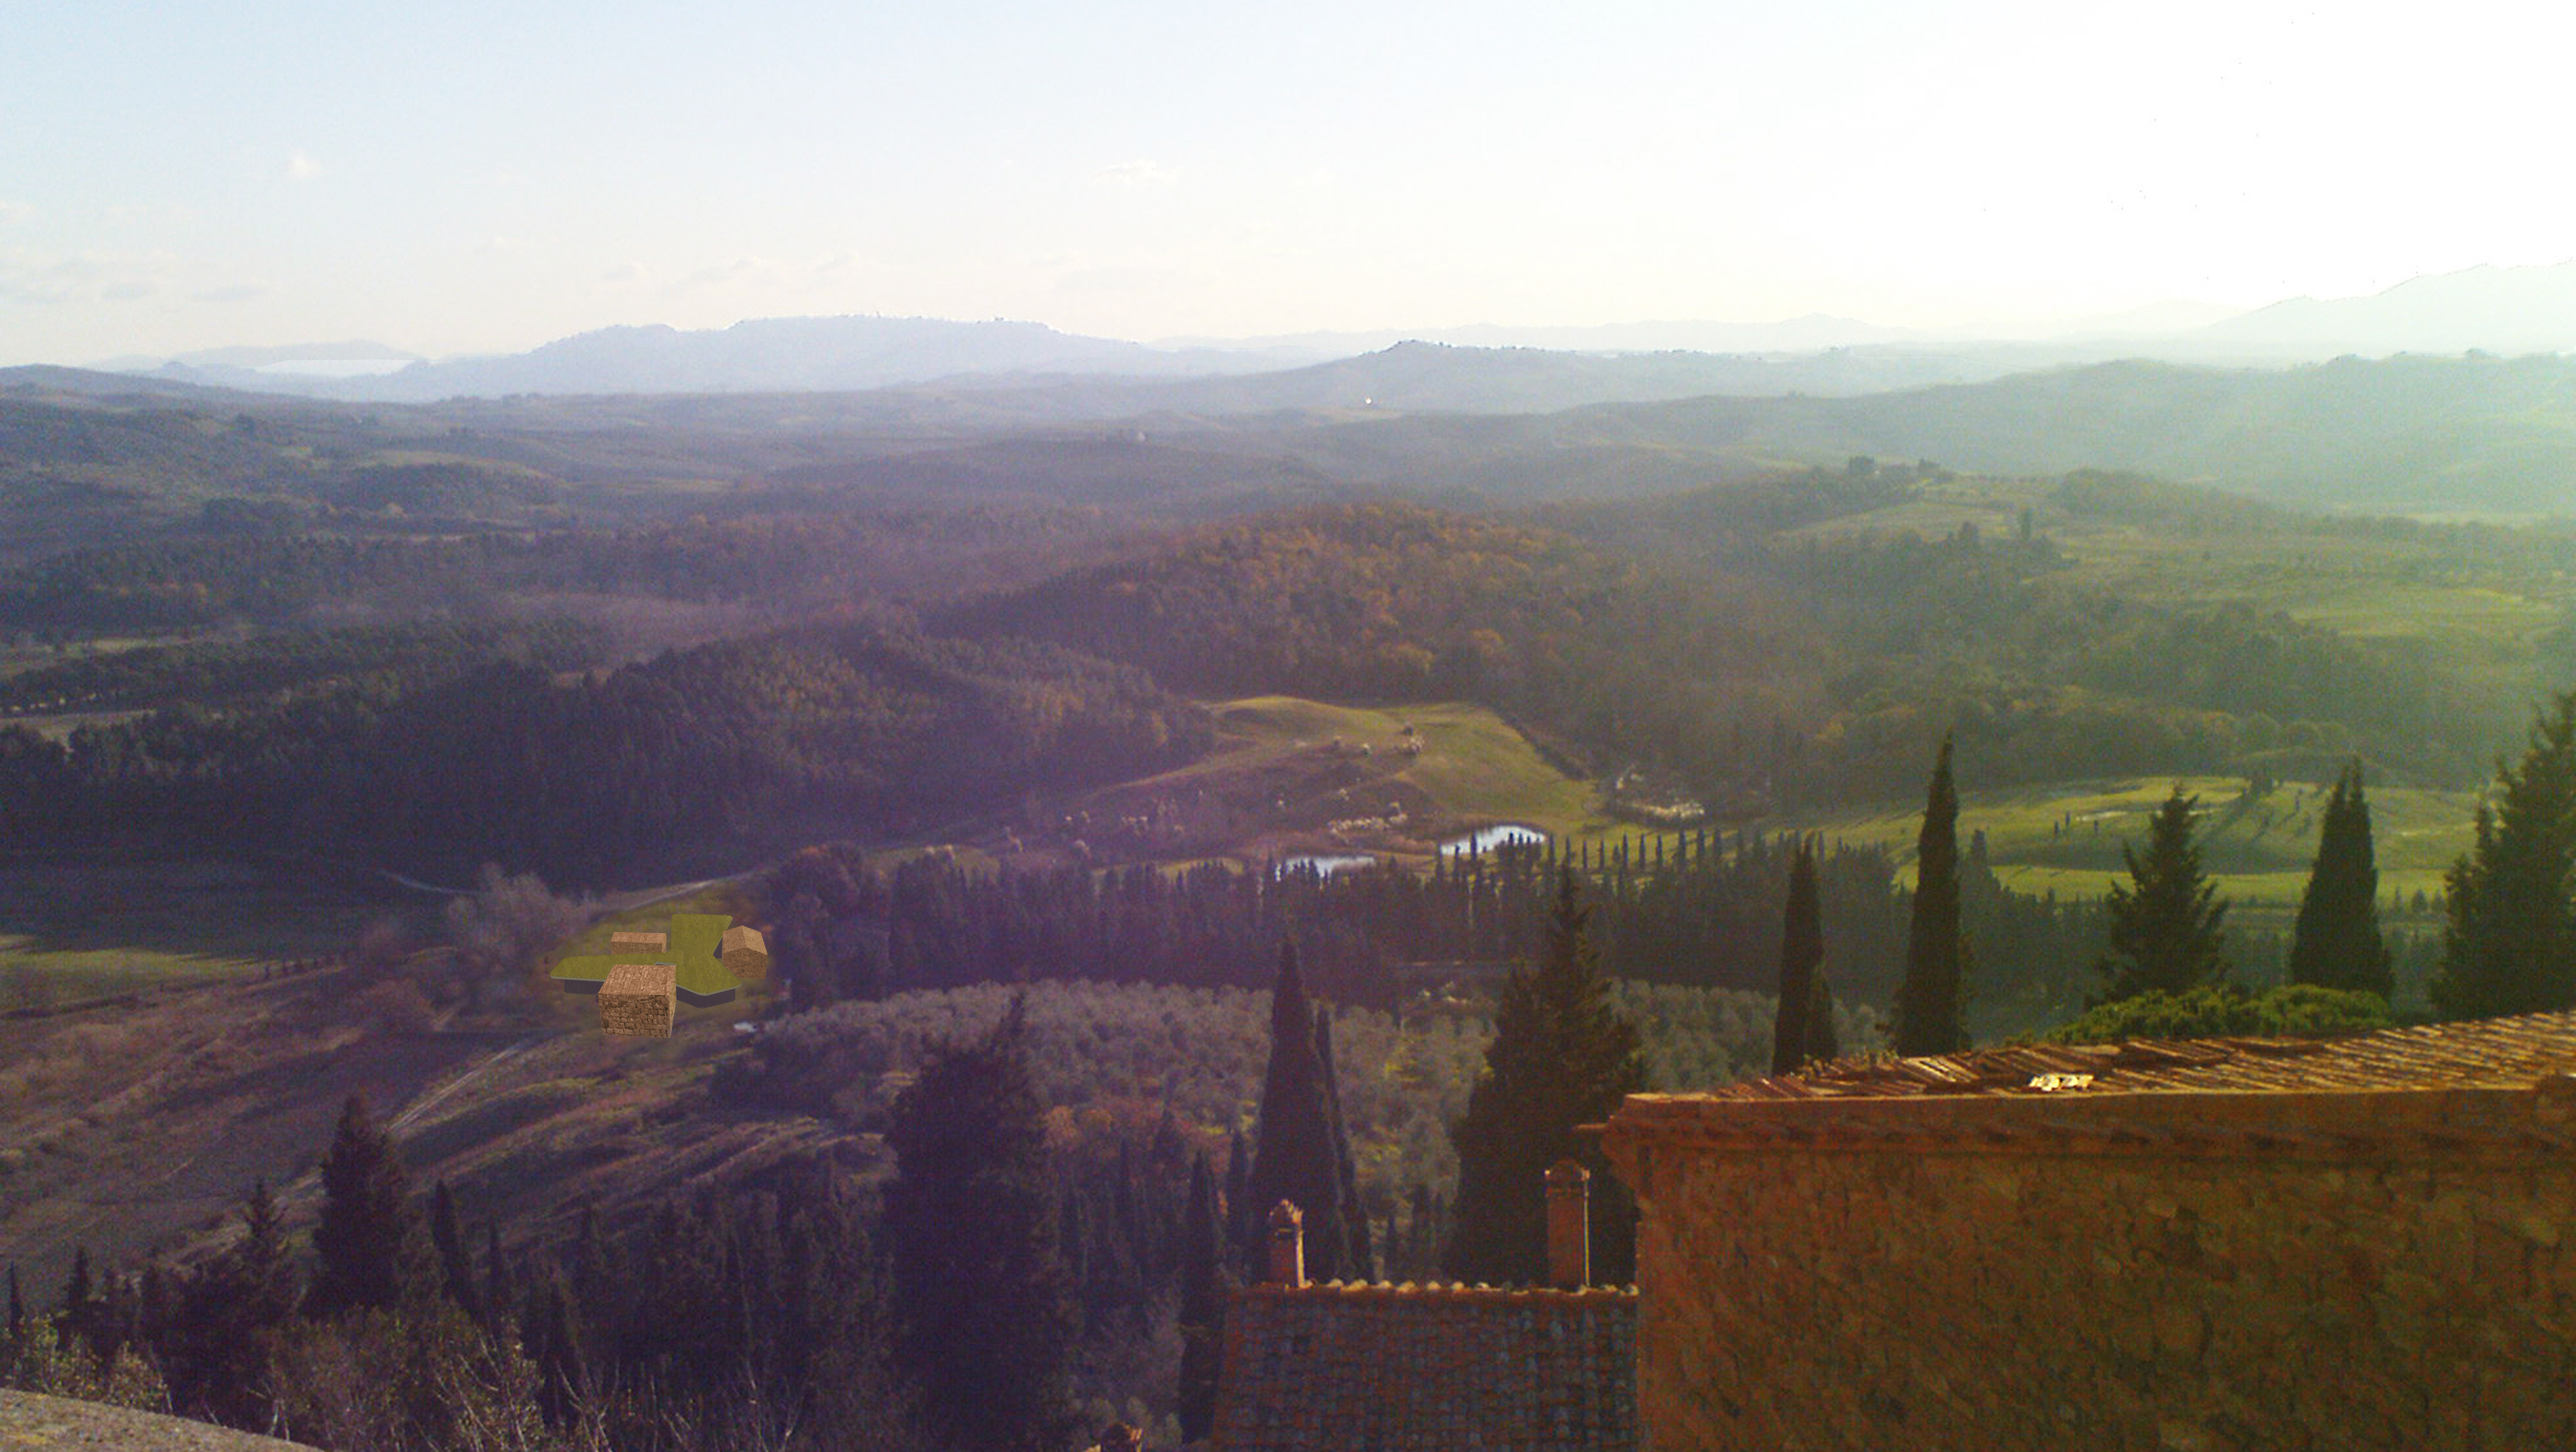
5;0;2571;364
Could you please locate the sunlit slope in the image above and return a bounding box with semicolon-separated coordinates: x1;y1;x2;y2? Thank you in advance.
1779;775;2481;912
1209;696;1599;829
1787;471;2576;707
1159;700;2488;923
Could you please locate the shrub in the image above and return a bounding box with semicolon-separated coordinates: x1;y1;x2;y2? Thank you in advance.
2044;983;2392;1044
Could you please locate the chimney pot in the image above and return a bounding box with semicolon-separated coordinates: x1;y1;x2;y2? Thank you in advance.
1267;1199;1306;1287
1545;1159;1591;1289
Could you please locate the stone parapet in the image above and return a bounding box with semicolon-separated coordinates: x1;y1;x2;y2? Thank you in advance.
1604;1072;2576;1451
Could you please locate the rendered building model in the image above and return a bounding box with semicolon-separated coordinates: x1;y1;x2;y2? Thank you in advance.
598;962;677;1037
553;913;754;1006
720;924;770;981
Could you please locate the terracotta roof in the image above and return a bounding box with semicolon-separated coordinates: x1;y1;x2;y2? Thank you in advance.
1212;1282;1635;1452
1693;1009;2576;1102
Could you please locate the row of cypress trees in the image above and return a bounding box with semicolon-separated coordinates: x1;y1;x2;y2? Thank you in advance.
1828;738;2403;1067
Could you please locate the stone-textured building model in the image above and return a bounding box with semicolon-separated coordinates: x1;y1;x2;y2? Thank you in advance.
610;929;668;953
1212;1178;1638;1452
598;962;676;1037
1600;1010;2576;1452
720;924;769;981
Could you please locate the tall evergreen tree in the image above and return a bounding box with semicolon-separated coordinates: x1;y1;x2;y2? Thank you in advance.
1314;1006;1374;1280
1893;738;1968;1055
167;1178;297;1428
429;1180;481;1317
478;1223;513;1332
523;1273;586;1430
2433;692;2576;1018
1241;943;1351;1281
61;1246;92;1335
2286;761;2394;997
1445;871;1647;1286
883;996;1075;1452
1221;1129;1252;1262
1807;971;1841;1064
1771;842;1825;1076
2097;788;2229;1001
1175;1155;1229;1445
306;1094;421;1318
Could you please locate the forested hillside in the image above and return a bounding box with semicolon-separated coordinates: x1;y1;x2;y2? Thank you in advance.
946;489;2515;813
0;627;1207;888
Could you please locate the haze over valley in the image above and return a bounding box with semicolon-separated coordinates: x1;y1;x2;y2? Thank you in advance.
12;3;2576;1449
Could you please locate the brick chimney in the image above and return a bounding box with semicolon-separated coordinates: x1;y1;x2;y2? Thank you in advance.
1545;1159;1591;1289
1267;1199;1306;1287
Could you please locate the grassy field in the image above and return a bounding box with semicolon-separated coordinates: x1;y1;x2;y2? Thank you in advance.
1796;473;2574;701
0;858;390;1005
1145;698;2487;926
1773;774;2481;921
1211;695;1601;832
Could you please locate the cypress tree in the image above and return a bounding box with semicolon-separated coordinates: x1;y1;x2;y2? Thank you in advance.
2286;761;2394;997
1893;738;1968;1055
883;996;1075;1452
1771;842;1824;1076
1807;970;1841;1064
1221;1130;1251;1257
2434;692;2576;1019
237;1178;294;1328
61;1246;92;1334
429;1180;480;1317
526;1273;586;1430
1445;870;1647;1286
1175;1155;1228;1444
479;1223;512;1330
306;1094;420;1317
1314;1006;1374;1280
2097;788;2229;1001
1242;943;1350;1281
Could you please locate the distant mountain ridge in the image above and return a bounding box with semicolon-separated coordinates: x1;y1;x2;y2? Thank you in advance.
2195;261;2576;355
149;315;1291;402
93;261;2576;407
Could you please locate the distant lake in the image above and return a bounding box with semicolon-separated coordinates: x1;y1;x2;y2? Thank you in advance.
1275;853;1378;877
1440;824;1548;857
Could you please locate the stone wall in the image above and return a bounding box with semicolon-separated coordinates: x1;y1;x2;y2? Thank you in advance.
1601;1079;2576;1452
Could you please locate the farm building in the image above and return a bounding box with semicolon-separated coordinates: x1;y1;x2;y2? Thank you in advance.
610;929;668;953
1599;1009;2576;1450
598;962;675;1037
720;924;770;981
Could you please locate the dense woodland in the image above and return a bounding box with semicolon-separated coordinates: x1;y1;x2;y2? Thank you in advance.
0;627;1206;888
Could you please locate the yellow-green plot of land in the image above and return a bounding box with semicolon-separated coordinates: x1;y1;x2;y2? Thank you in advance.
546;883;754;1006
1778;775;2481;916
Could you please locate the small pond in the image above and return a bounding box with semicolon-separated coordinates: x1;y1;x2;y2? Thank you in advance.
1439;823;1548;857
1274;853;1380;877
